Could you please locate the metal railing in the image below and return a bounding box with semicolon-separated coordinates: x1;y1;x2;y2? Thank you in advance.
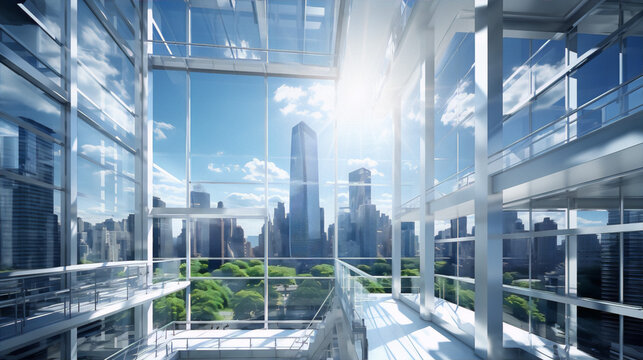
0;259;184;341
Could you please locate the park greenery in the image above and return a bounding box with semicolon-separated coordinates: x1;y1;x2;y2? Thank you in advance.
153;259;335;327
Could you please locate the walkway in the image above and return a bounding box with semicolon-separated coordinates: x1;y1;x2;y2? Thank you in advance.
362;296;479;360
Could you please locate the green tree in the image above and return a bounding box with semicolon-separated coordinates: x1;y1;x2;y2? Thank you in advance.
211;263;248;278
231;290;264;320
310;264;334;277
268;265;297;286
153;291;186;327
371;262;392;276
190;280;232;320
288;279;328;308
232;259;249;269
246;265;264;277
357;264;371;274
503;294;545;323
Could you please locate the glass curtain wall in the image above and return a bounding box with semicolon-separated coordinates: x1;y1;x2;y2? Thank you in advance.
0;0;146;358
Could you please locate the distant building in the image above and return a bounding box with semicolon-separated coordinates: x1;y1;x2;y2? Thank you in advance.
289;121;321;257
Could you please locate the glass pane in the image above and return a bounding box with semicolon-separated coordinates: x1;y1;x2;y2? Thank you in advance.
573;44;619;108
0;2;62;74
1;334;62;360
503;292;529;332
458;240;474;278
77;158;135;263
503;238;529;287
531;79;565;131
190;183;265;209
0;177;62;270
77;308;135;359
435;129;456;183
153;290;186;328
268;259;334;277
401;71;423;201
153;217;186;259
190;218;265;259
624;316;643;358
531;236;565;293
268;278;332;321
0;118;61;187
577;308;619;359
153;69;186;208
435;242;456;276
0;63;63;138
78;120;134;179
190;73;265;182
531;39;565;89
503;107;529;147
78;1;134;107
191;279;264;323
624;231;643;306
530;298;565;344
577;233;619;301
458;281;475;310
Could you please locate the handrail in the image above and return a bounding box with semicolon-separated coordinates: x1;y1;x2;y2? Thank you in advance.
290;287;335;352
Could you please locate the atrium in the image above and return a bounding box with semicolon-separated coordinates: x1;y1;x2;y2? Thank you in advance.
0;0;642;359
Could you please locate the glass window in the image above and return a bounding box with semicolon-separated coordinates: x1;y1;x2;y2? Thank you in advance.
189;217;264;260
401;70;423;201
531;39;565;89
191;279;264;324
503;37;530;82
77;309;135;359
153;217;186;259
624;316;643;357
623;22;643;82
153;70;186;208
435;242;456;276
153;290;186;328
503;292;529;332
1;334;62;360
0;177;62;270
77;158;135;263
190;73;265;183
531;79;565;131
577;308;619;359
268;278;332;321
78;1;135;108
503;106;529;147
458;240;474;278
0;117;62;187
530;298;565;344
78;120;135;179
503;238;529;287
435;129;457;183
0;63;63;138
531;236;565;293
624;231;643;306
573;44;619;108
577;233;619;301
0;1;62;74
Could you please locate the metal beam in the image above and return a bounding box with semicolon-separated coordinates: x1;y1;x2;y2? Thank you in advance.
474;0;503;358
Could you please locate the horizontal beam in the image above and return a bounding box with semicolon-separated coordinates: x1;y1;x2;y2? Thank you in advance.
150;55;338;79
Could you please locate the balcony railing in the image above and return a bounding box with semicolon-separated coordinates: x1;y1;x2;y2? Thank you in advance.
0;259;184;341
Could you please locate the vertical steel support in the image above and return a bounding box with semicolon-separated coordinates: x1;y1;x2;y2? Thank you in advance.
140;0;154;338
392;103;402;299
65;0;79;357
264;75;270;329
420;26;435;321
474;0;503;358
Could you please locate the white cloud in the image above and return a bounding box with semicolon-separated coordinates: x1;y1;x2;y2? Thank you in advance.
280;103;297;116
347;157;385;177
153;121;174;140
81;143;115;156
274;84;306;103
348;157;378;169
242;158;289;182
503;62;565;114
307;83;335;111
152;164;185;207
234;40;261;60
440;80;474;128
225;192;264;208
207;163;222;173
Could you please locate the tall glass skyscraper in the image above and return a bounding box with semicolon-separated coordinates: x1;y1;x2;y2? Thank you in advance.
289;121;322;257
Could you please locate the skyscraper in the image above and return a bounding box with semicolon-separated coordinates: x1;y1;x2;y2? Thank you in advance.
190;190;210;257
349;168;371;215
289;121;321;257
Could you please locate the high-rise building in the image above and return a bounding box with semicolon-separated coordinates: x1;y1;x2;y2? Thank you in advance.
289;121;321;257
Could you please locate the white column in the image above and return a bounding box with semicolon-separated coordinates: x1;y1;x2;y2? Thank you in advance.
474;0;504;358
392;103;402;299
420;26;436;321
